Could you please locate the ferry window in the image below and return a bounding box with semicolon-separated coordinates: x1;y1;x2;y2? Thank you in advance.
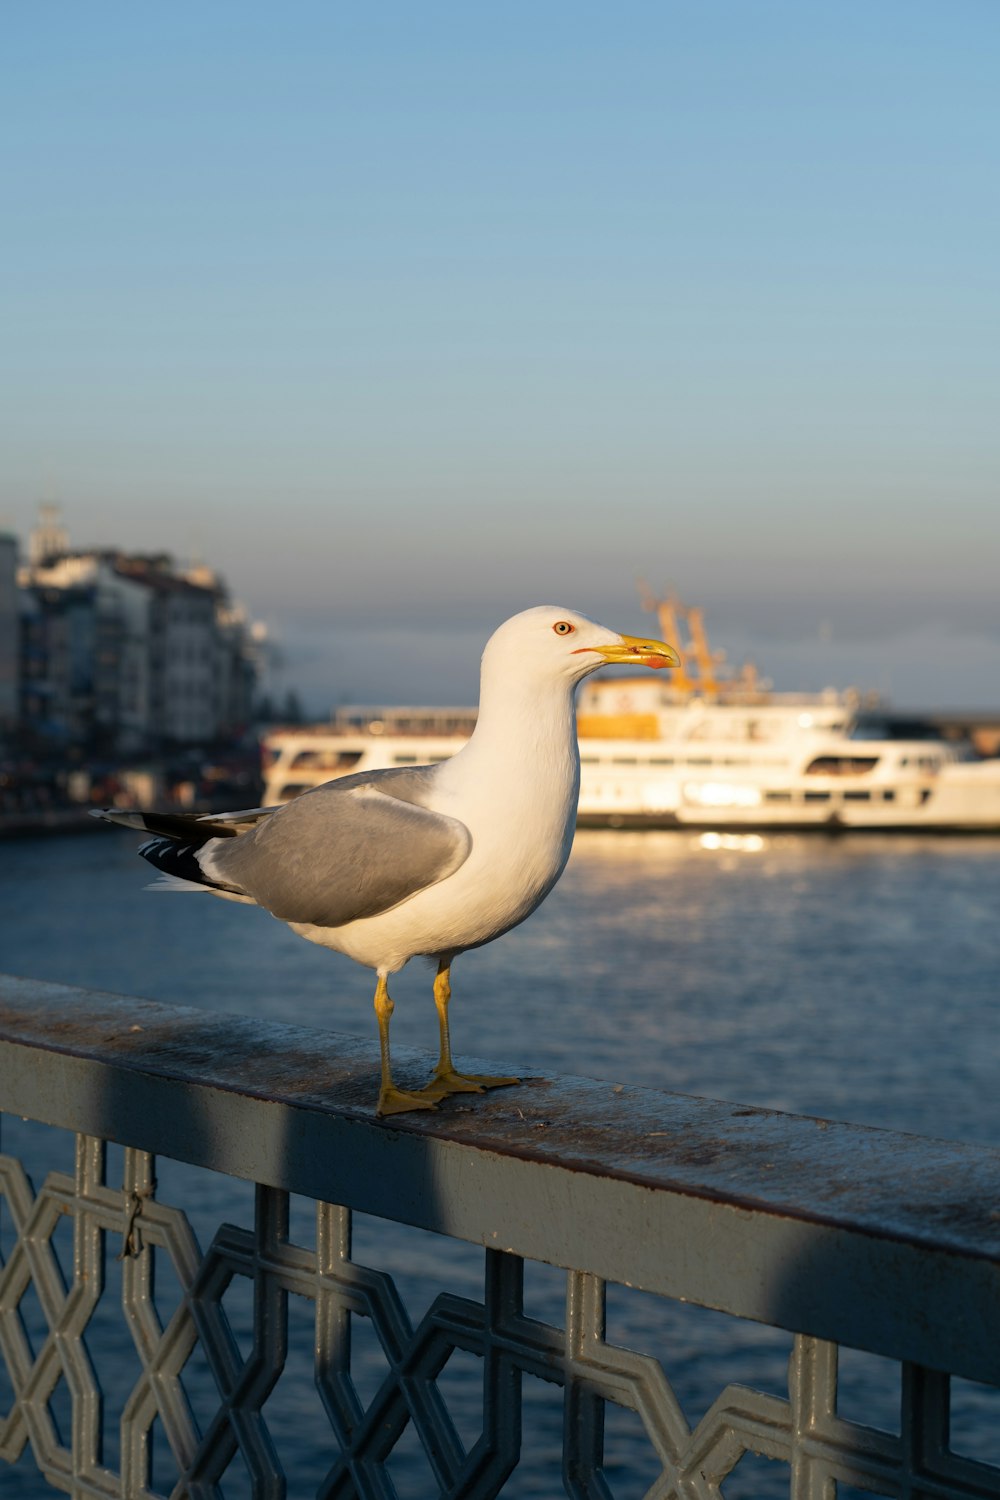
843;790;871;801
803;790;831;801
765;791;792;802
393;755;418;764
650;756;674;765
805;755;879;775
882;789;896;801
743;720;780;740
612;756;638;765
580;756;599;764
292;749;363;771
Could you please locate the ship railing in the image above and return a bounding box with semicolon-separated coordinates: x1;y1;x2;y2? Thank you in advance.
330;707;480;736
2;973;999;1499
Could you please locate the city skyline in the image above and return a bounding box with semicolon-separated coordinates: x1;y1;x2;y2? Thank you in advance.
4;503;996;715
2;2;998;710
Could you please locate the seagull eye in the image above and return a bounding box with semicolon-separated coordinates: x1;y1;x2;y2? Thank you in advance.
552;621;575;636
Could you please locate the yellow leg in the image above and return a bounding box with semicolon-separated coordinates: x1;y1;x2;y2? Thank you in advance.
375;975;439;1117
424;960;520;1097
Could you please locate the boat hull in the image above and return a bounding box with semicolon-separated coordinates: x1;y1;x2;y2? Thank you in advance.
575;811;1000;834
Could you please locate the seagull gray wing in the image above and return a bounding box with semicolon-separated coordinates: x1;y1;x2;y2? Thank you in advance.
202;773;472;928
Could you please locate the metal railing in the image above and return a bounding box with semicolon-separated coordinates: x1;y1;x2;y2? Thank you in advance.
2;972;1000;1499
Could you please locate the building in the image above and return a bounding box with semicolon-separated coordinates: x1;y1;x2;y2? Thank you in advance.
21;553;153;749
0;531;18;730
116;557;221;744
17;513;261;751
28;504;69;568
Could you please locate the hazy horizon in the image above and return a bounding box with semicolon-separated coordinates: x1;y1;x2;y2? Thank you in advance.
3;2;997;712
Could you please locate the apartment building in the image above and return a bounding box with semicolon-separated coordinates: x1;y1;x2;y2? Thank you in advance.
18;527;259;750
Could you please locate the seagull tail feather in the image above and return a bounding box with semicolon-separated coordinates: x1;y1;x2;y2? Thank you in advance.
145;872;214;893
144;870;255;903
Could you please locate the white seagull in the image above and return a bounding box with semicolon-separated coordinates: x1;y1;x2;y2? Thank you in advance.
94;607;679;1114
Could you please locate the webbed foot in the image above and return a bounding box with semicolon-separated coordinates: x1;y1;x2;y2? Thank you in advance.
424;1069;521;1098
377;1085;440;1117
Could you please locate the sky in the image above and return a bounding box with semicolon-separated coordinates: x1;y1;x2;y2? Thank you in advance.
2;1;998;711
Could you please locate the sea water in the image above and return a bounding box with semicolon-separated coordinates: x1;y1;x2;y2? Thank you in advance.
2;829;1000;1495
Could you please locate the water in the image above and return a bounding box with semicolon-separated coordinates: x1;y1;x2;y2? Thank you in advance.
2;829;1000;1494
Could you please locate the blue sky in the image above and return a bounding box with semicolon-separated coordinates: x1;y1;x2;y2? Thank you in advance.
2;2;998;709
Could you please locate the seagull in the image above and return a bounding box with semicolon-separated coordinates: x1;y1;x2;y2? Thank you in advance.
93;607;679;1115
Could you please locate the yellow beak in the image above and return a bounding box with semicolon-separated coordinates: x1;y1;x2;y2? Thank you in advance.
575;634;681;671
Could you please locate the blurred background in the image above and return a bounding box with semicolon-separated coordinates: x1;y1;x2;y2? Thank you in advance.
2;0;997;712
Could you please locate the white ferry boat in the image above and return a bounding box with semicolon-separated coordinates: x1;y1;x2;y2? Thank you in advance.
261;601;1000;832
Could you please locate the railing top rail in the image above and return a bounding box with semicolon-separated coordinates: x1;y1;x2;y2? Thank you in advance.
2;972;1000;1383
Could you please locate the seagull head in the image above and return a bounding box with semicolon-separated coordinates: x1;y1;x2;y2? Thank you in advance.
483;606;680;688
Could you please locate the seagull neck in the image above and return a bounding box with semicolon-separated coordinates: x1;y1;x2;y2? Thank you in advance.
465;673;580;771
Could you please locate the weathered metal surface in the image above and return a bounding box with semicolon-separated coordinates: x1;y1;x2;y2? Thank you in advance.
2;973;1000;1391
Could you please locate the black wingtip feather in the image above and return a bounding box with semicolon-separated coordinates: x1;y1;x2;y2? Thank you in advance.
138;836;246;896
138;837;214;886
137;840;212;882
